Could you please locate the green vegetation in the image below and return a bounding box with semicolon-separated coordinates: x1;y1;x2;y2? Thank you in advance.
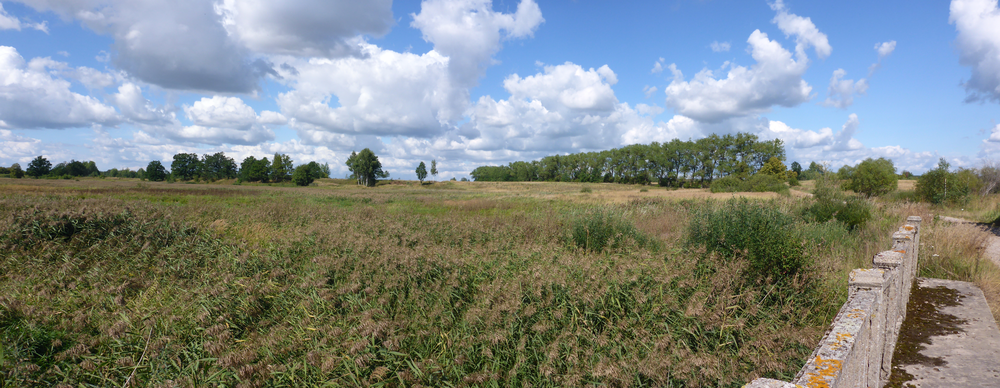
0;177;948;387
687;199;807;281
842;157;898;197
346;148;389;187
415;161;428;183
470;132;785;187
916;158;980;204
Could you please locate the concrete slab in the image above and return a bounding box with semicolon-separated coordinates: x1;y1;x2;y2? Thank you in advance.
891;278;1000;387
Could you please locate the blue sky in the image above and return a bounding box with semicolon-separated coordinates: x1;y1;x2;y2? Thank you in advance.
1;0;999;179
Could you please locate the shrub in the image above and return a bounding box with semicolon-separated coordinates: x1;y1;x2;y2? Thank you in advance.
842;157;897;197
580;186;593;193
687;199;808;281
570;209;653;252
835;198;872;231
709;174;788;194
916;158;981;204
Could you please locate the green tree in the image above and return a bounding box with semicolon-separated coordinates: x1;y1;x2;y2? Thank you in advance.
415;161;428;183
757;157;787;180
240;156;270;183
9;163;24;178
916;158;980;204
171;153;202;181
146;161;167;182
790;161;802;175
319;162;331;178
346;149;388;186
843;157;898;197
26;156;51;177
430;159;438;179
270;153;293;182
292;164;316;186
201;152;237;181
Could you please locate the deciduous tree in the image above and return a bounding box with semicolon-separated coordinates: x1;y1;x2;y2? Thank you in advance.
26;156;51;177
416;161;427;183
146;161;167;182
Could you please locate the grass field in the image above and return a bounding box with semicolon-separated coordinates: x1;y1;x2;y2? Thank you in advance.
0;177;991;387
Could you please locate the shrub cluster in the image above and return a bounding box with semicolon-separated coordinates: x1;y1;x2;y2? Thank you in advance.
687;199;808;281
570;209;654;252
709;174;789;195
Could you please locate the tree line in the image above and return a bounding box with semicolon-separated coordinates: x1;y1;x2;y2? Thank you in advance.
470;133;785;187
9;153;332;187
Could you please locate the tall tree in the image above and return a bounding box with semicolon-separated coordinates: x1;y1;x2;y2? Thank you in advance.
270;153;294;182
240;156;270;182
416;161;428;183
201;152;237;181
430;160;438;179
346;148;388;186
146;161;167;182
26;156;51;177
171;153;202;181
9;163;24;178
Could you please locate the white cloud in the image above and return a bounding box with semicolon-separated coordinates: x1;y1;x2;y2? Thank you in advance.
769;0;831;59
0;129;43;163
110;83;173;125
19;0;272;93
215;0;393;58
710;41;731;52
822;69;869;109
663;30;812;122
184;96;258;130
411;0;543;90
643;85;658;98
258;110;288;125
276;43;453;138
651;58;665;74
950;0;1000;103
765;120;833;148
71;66;115;89
0;46;120;129
875;40;897;59
0;3;47;33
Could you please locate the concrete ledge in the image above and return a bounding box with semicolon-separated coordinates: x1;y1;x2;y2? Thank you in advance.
746;217;921;388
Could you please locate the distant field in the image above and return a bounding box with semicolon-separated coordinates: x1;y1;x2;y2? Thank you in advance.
0;177;941;387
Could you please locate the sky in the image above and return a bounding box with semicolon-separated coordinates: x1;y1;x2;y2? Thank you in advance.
1;0;1000;180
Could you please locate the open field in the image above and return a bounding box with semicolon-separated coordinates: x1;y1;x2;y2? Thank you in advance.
0;177;990;387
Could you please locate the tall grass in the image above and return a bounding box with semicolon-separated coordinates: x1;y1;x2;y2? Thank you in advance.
0;180;925;387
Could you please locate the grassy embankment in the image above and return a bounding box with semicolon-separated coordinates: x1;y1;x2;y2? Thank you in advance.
0;177;970;387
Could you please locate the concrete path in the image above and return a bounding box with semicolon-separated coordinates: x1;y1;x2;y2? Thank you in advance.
891;278;1000;387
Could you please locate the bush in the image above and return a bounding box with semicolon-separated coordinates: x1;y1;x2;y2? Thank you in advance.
687;199;808;281
580;186;593;193
916;158;980;204
570;209;653;252
709;174;789;194
292;164;315;186
842;157;897;197
835;198;872;231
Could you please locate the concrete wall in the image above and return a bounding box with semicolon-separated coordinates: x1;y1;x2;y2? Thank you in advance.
744;216;922;388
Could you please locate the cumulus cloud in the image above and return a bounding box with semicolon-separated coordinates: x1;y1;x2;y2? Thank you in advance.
769;0;831;59
0;46;120;129
276;43;453;138
0;3;47;32
950;0;1000;103
410;0;543;114
663;30;813;122
215;0;393;57
184;96;258;129
19;0;273;93
821;69;869;109
710;41;731;52
0;129;43;163
110;83;173;125
875;40;897;59
651;57;665;74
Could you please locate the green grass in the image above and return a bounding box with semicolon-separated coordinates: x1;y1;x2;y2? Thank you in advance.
0;179;918;387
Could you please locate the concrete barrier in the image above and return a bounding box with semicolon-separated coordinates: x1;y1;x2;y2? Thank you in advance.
744;216;921;388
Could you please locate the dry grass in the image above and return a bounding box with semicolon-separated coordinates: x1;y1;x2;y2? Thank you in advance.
0;177;931;387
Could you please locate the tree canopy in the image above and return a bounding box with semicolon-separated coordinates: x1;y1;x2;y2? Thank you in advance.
346;148;388;187
416;161;428;183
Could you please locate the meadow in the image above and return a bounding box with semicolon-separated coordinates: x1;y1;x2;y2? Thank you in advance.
0;177;994;387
